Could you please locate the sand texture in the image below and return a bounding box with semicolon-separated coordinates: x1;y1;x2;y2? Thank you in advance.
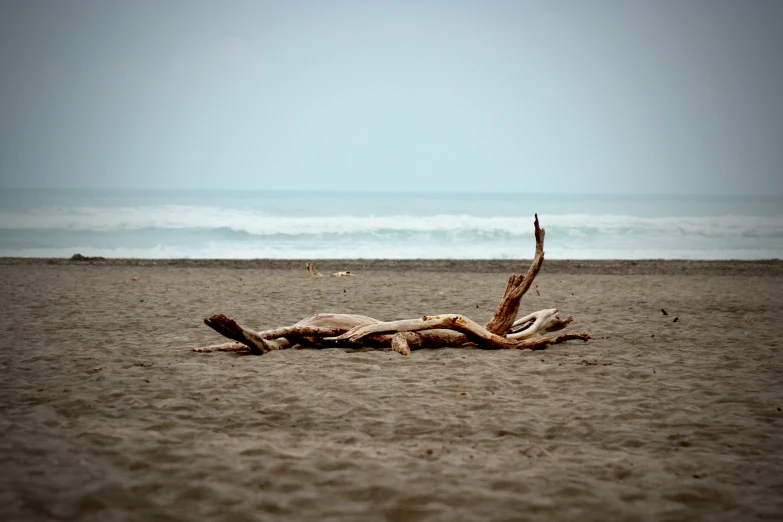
1;260;782;521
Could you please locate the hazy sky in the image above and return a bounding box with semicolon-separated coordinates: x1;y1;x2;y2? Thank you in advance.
1;0;781;194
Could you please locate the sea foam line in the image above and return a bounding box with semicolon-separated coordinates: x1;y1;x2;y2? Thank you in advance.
1;206;782;237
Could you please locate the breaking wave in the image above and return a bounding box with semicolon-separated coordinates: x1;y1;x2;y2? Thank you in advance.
1;201;781;259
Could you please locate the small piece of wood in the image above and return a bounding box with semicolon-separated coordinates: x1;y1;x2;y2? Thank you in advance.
391;332;423;356
306;262;323;277
191;341;249;353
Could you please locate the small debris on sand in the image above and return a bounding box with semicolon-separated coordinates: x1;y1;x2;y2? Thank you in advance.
580;359;613;367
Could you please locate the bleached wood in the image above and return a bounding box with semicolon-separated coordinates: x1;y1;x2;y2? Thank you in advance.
197;214;591;356
204;314;278;355
391;332;423;356
512;331;591;350
507;309;558;336
505;308;572;339
326;313;590;351
191;341;249;353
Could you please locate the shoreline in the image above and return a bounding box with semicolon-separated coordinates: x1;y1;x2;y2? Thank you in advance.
2;257;781;275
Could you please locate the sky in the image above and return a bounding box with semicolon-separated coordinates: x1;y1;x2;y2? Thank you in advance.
0;0;781;194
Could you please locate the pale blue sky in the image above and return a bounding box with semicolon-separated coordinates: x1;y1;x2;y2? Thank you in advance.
1;0;781;194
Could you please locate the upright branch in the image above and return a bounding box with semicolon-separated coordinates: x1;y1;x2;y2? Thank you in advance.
484;214;545;335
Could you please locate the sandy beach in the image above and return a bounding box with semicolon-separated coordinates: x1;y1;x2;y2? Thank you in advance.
1;258;782;521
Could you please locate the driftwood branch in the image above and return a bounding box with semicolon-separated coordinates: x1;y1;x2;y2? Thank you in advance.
485;214;545;335
507;309;572;339
306;262;323;277
326;313;588;350
306;262;356;277
195;215;590;356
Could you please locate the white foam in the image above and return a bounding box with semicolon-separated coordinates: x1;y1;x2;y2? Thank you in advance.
1;203;781;259
1;206;782;238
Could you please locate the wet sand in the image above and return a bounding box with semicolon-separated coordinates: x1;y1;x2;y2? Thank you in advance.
1;259;782;521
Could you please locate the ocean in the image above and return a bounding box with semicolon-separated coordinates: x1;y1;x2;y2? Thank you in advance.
0;189;781;260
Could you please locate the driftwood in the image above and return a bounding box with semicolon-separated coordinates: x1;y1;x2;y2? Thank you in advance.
195;215;590;356
307;262;355;277
306;262;323;277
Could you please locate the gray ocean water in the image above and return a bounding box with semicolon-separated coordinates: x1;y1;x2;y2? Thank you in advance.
0;189;780;259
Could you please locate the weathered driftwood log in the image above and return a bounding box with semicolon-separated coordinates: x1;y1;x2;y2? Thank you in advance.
195;214;590;356
324;312;588;350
